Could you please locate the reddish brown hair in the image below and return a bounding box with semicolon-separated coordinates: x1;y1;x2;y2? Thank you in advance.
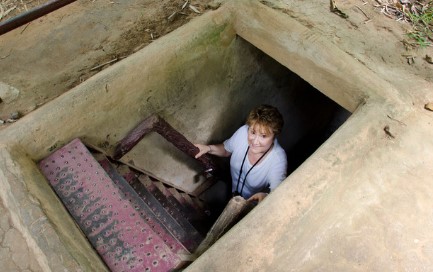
246;104;284;135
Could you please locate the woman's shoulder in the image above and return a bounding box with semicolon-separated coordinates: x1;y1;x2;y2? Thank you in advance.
224;124;248;152
238;124;249;133
231;125;249;139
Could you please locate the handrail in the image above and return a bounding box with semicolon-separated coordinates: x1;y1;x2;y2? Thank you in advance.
113;114;217;175
0;0;77;35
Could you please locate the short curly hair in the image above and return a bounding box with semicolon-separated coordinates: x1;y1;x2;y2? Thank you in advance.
246;104;284;135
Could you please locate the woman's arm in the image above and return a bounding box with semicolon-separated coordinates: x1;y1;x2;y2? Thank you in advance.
194;143;231;158
247;192;268;202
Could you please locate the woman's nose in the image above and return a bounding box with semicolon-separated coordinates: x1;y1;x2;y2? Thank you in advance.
253;136;259;144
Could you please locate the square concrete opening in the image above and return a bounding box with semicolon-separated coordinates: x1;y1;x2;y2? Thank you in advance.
35;35;351;271
0;3;361;271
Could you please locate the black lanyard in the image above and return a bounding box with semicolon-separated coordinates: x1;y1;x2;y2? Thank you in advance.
234;145;272;196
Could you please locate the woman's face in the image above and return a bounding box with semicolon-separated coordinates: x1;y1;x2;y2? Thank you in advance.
247;124;275;155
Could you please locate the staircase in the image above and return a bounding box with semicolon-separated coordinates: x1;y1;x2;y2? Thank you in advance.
38;138;210;271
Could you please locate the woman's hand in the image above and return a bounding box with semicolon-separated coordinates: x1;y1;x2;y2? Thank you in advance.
247;192;268;203
194;144;211;159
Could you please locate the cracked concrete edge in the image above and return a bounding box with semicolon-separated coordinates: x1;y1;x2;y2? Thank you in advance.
0;144;108;271
227;0;414;112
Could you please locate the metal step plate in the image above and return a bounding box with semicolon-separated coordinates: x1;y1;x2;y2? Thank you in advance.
139;176;206;234
97;156;189;254
152;181;197;221
135;175;203;252
38;138;180;272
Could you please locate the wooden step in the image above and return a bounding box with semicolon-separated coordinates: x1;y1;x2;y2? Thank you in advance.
152;180;197;221
96;155;189;255
168;188;208;222
151;180;211;234
137;175;204;250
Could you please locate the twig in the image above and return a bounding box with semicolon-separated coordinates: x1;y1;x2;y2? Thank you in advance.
0;49;12;60
387;114;406;126
20;22;31;34
181;0;189;10
383;125;395;138
0;3;4;20
356;5;370;21
189;4;201;14
167;11;177;20
90;57;119;71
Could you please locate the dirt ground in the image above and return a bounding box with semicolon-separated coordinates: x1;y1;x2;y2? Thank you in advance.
0;0;431;126
0;0;219;123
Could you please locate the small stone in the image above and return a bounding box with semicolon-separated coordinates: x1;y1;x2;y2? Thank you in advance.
9;111;20;120
0;119;4;124
207;2;222;9
425;103;433;111
425;54;433;64
0;82;20;104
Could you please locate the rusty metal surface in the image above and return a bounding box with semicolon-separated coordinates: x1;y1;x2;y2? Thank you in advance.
113;114;216;174
168;188;202;220
135;176;203;251
151;180;197;221
97;157;192;254
38;138;180;272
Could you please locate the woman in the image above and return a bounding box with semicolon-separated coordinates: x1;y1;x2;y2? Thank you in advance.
195;104;287;202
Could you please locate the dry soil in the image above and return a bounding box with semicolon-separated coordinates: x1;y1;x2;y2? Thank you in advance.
0;0;432;126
